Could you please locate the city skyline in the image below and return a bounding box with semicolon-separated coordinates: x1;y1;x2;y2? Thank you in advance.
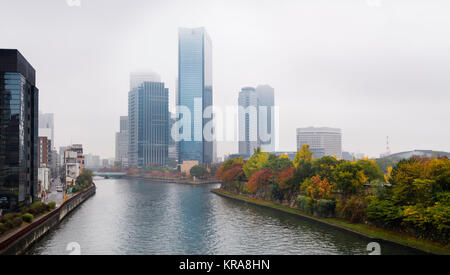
1;0;449;159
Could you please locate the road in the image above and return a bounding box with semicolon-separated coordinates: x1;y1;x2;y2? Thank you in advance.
44;178;65;206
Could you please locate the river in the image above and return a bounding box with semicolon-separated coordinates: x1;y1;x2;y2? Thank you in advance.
27;178;421;255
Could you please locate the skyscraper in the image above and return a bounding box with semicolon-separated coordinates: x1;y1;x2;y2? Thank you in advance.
238;85;276;156
128;77;169;167
238;87;259;157
0;49;39;210
115;116;129;167
296;127;342;159
39;111;54;148
178;27;214;164
256;85;275;153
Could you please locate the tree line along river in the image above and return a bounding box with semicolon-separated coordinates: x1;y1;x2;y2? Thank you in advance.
27;178;421;255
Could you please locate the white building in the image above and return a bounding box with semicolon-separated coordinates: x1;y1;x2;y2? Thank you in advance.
296;127;342;159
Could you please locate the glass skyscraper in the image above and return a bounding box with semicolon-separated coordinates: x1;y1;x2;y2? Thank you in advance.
128;79;169;168
178;27;214;164
0;49;39;211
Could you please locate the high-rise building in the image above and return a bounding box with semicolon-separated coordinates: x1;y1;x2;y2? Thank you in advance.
38;137;49;168
39;112;54;148
296;127;342;159
256;85;275;153
0;49;39;210
128;77;169;167
238;87;259;157
168;112;178;163
115;116;129;167
238;85;276;156
178;27;214;164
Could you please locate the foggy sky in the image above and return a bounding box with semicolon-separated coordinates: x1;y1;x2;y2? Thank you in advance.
1;0;449;159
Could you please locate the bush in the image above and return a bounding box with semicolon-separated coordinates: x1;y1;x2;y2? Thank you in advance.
366;197;403;228
317;199;336;217
0;223;7;235
297;195;314;215
47;202;56;210
338;196;367;223
22;213;34;223
11;216;22;228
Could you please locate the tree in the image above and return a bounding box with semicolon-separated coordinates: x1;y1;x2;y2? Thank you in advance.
243;148;269;179
293;145;313;168
312;156;339;181
190;165;209;179
263;154;293;172
216;157;244;181
76;169;94;186
278;167;295;190
332;162;367;195
357;160;384;182
248;169;273;193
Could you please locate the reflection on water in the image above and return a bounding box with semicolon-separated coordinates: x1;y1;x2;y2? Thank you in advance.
27;178;421;255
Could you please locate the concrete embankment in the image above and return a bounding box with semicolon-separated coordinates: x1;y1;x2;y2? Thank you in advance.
0;185;96;255
212;189;449;255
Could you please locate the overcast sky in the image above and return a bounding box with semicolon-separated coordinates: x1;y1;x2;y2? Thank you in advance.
1;0;449;159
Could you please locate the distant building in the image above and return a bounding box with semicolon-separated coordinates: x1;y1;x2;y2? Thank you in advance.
115;116;129;167
168;112;179;163
0;49;39;210
256;85;275;153
296;127;342;159
238;87;259;156
238;85;276;155
384;150;450;160
85;154;101;170
128;75;169;167
38;137;50;168
63;144;84;187
178;27;214;164
180;160;199;176
39;112;54;148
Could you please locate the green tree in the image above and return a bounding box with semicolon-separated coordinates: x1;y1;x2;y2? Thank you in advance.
190;165;209;179
293;145;313;167
357;160;384;182
243;148;269;179
263;154;293;172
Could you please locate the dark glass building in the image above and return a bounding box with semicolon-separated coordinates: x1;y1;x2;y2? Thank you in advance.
128;81;169;168
178;27;214;164
0;49;39;211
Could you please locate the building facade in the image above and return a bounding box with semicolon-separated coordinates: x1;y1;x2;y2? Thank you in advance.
115;116;129;167
238;85;276;156
178;27;214;164
256;85;275;153
296;127;342;159
0;49;39;210
128;80;169;168
238;87;259;157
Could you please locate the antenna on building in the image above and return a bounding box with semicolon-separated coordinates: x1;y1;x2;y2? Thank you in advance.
386;136;391;157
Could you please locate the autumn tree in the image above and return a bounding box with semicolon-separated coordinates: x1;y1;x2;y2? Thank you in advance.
293;145;313;168
243;148;269;179
248;169;273;193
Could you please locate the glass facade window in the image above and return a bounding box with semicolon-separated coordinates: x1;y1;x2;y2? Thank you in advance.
128;81;169;168
1;49;39;211
178;27;214;164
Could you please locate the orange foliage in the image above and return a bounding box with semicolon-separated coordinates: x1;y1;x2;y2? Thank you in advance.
278;167;295;189
248;169;273;193
305;175;332;200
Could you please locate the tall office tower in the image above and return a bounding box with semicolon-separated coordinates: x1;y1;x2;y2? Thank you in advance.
128;78;169;167
296;127;342;159
0;49;39;210
178;27;214;164
115;116;129;167
168;112;179;163
256;85;275;153
238;87;259;157
39;112;54;148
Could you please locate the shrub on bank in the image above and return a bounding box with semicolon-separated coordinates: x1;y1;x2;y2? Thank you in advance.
47;202;56;210
22;213;34;223
0;223;7;235
296;196;336;217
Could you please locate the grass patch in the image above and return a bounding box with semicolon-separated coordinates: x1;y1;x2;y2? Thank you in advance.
212;189;450;255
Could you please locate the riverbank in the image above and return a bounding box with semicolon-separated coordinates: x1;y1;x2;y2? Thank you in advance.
0;184;96;255
127;175;221;185
212;188;450;255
